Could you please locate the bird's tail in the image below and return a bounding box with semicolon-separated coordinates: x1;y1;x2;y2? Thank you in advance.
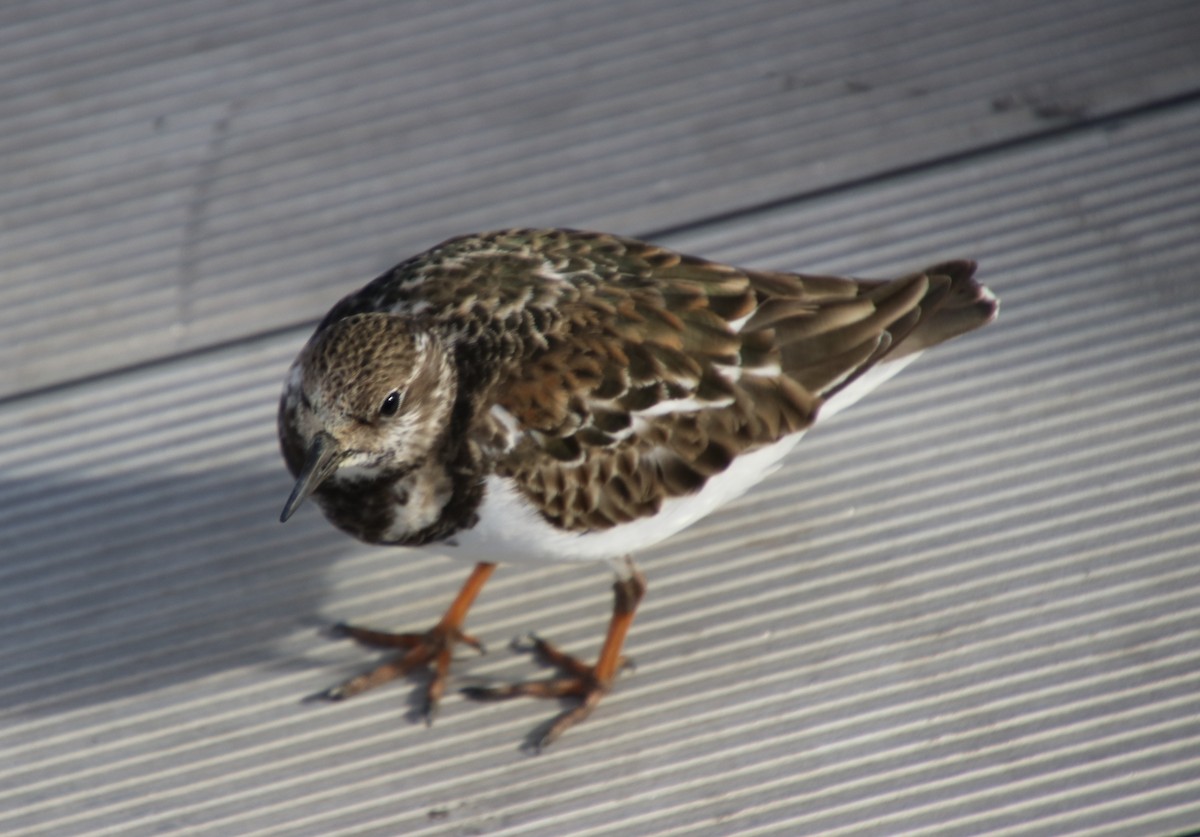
742;259;998;408
882;260;999;360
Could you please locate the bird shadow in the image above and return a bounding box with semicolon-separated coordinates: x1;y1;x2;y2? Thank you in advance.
0;455;351;718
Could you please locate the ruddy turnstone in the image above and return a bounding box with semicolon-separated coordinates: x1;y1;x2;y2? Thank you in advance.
278;228;998;749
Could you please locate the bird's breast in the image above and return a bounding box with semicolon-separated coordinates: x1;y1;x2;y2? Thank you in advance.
379;460;456;543
316;456;461;546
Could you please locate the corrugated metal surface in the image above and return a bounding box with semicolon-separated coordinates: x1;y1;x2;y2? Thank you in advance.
3;49;1200;831
3;0;1200;396
5;0;1200;833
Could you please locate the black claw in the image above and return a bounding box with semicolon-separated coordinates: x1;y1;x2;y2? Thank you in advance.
328;622;351;639
510;632;540;653
302;686;343;704
460;685;505;702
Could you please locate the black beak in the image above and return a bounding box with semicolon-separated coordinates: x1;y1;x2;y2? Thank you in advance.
280;432;342;522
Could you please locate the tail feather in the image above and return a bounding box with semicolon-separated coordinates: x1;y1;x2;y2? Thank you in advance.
888;260;999;359
747;259;997;403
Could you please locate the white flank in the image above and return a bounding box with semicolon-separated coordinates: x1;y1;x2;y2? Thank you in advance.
448;432;805;564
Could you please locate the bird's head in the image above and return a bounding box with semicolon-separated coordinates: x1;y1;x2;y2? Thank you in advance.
278;312;456;522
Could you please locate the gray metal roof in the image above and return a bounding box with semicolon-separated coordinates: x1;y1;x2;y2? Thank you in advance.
2;1;1199;835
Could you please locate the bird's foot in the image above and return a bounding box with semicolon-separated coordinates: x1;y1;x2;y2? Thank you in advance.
463;567;646;751
462;634;630;751
312;562;495;722
317;621;485;723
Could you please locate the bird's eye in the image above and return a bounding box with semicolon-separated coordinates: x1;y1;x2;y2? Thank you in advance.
380;390;401;418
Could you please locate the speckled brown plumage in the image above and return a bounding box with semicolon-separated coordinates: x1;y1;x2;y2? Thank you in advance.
276;227;998;748
282;229;992;540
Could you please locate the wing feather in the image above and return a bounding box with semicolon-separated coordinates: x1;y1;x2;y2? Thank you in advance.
379;230;997;533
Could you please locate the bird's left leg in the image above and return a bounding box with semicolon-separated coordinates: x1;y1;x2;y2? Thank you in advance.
463;557;646;750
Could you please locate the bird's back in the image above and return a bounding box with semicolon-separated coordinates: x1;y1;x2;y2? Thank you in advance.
343;229;999;539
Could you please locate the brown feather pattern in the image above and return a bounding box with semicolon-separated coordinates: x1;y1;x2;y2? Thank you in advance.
299;228;996;538
276;229;997;751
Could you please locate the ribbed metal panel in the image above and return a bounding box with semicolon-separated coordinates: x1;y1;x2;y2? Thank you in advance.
3;0;1199;397
2;84;1199;834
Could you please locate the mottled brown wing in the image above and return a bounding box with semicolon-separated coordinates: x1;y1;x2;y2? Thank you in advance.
441;230;994;533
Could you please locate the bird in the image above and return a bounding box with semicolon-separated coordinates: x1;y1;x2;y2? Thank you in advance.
277;227;998;749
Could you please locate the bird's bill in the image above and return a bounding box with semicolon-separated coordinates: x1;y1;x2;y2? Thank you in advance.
280;431;342;522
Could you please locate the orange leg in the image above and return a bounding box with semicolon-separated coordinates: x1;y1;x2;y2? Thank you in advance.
322;561;495;721
464;560;647;750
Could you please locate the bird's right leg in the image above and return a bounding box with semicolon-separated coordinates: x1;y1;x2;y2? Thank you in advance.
320;561;495;721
